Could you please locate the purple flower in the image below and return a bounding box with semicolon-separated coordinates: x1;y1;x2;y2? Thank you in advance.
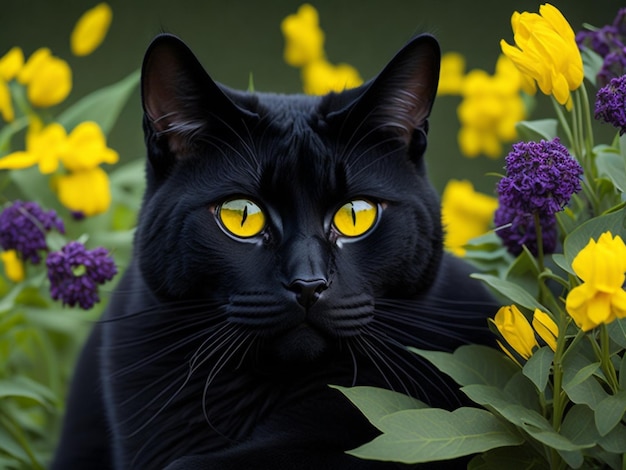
494;205;557;256
0;201;65;264
595;74;626;134
497;139;583;216
46;241;117;309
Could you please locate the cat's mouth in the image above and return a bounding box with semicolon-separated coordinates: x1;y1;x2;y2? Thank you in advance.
268;322;331;364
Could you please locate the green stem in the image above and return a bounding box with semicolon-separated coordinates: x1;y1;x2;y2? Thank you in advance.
600;324;620;393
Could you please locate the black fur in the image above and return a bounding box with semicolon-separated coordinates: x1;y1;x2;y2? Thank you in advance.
52;34;497;469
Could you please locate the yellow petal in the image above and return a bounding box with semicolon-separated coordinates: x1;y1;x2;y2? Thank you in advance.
0;47;24;81
0;79;14;122
27;122;68;174
281;4;325;67
26;55;72;107
1;250;25;283
494;305;538;359
63;121;119;171
55;167;111;216
71;3;113;56
17;48;52;85
0;151;39;170
532;309;558;352
566;283;601;331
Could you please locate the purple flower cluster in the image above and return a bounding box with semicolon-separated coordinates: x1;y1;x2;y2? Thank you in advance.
577;8;626;86
0;201;65;263
46;241;117;309
595;75;626;135
495;138;582;256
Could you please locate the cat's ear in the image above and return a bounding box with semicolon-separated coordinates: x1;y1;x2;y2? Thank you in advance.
141;34;255;157
327;34;440;149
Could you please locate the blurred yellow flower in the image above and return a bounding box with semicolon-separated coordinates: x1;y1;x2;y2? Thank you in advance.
62;121;119;171
493;305;538;363
281;4;325;67
1;250;25;283
500;3;583;109
532;309;558;352
301;60;362;95
0;122;67;174
71;3;113;56
55;166;112;217
0;47;25;122
438;52;466;95
566;232;626;331
457;55;526;158
17;48;72;107
441;179;497;256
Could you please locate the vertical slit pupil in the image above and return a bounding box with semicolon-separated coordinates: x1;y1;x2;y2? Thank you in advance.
350;204;356;226
241;205;248;227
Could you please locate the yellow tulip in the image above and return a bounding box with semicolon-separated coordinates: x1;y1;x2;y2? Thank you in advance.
500;3;583;109
493;305;538;361
532;309;558;352
18;48;72;107
55;166;112;217
0;47;24;81
281;4;325;67
566;232;626;331
0;79;14;122
71;3;113;56
0;122;67;174
1;250;25;283
441;179;498;256
62;121;119;171
438;52;466;95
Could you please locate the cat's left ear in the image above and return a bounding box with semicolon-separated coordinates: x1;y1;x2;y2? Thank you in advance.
327;34;440;148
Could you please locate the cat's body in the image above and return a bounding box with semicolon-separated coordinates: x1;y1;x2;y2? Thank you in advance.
52;34;497;469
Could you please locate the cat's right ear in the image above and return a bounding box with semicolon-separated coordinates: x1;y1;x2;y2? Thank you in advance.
141;34;254;168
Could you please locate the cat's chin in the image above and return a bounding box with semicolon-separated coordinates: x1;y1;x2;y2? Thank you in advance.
268;323;331;365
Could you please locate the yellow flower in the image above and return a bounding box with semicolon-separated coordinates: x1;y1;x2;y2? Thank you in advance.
62;121;119;171
493;305;538;363
457;56;526;158
565;232;626;331
71;3;113;56
438;52;466;95
55;167;112;217
281;4;325;67
441;179;498;256
0;122;67;174
532;309;558;352
301;59;362;95
0;47;24;81
1;250;25;283
18;48;72;107
0;47;24;122
500;3;583;109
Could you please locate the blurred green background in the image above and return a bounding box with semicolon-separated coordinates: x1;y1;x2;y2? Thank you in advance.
1;0;622;194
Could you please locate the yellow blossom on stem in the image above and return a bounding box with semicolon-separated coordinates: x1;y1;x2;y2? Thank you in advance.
532;309;558;352
441;179;498;256
500;3;583;109
0;80;14;122
0;122;67;174
493;305;538;363
17;48;72;107
1;250;25;283
281;4;325;67
62;121;119;171
0;47;24;81
55;166;112;217
437;52;466;95
566;232;626;331
301;59;362;95
457;55;526;158
71;3;113;56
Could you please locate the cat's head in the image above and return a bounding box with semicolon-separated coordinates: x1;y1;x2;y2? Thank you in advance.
136;33;441;363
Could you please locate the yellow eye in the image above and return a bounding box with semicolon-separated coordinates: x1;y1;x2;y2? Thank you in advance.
333;200;378;237
218;199;266;238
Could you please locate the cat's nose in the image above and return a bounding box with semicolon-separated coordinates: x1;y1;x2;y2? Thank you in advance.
288;278;328;308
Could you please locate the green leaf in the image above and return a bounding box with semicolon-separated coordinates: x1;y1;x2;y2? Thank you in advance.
56;69;140;134
347;407;523;464
607;318;626;349
523;346;554;393
596;147;626;193
330;385;428;427
462;384;591;452
564;375;609;410
594;391;626;436
563;208;626;269
0;116;29;154
515;119;558;142
581;48;604;86
0;376;56;408
470;273;547;311
562;360;600;391
598;422;626;453
409;345;518;388
503;371;541;412
468;445;547;470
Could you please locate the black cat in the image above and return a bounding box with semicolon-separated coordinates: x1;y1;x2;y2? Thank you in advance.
51;33;497;469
